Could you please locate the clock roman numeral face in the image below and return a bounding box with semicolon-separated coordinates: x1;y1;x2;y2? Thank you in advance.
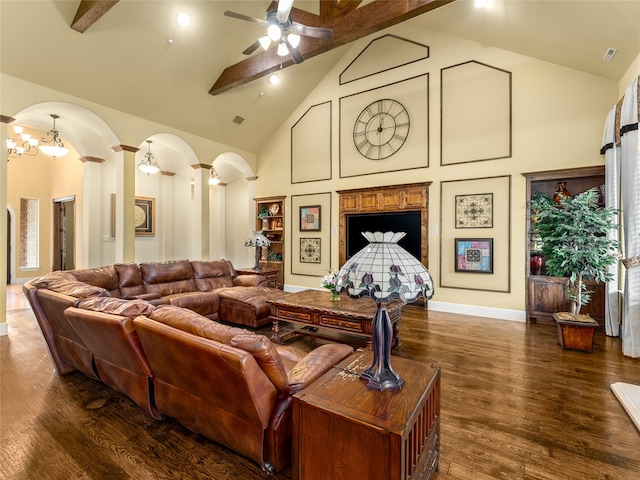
352;99;410;160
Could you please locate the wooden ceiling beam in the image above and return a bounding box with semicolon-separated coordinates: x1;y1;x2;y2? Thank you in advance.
209;0;455;95
71;0;120;33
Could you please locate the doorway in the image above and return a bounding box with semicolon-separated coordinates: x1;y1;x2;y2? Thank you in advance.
53;197;75;271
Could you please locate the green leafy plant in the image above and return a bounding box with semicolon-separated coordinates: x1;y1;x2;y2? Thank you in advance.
532;188;619;315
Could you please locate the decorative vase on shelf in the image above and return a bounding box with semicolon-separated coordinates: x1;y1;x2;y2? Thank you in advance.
553;182;570;204
262;218;269;230
330;289;340;302
530;254;545;275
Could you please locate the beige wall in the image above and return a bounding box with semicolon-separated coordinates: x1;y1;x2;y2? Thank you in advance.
619;51;640;97
256;26;618;317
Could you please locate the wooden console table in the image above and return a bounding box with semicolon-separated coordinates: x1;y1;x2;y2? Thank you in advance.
268;289;403;349
292;351;441;480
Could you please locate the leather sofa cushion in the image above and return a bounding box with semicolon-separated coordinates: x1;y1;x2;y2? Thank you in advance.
140;260;197;296
230;334;290;397
166;291;219;318
71;266;119;295
115;263;146;299
150;305;251;344
191;260;235;291
35;274;110;299
32;271;76;289
74;296;155;318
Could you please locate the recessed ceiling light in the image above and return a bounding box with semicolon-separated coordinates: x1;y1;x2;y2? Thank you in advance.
167;38;174;45
177;12;190;27
474;0;490;8
269;74;280;85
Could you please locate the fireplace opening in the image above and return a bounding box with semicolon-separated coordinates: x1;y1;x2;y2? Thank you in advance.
346;211;422;262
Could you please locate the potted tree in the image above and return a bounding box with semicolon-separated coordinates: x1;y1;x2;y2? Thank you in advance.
531;188;619;351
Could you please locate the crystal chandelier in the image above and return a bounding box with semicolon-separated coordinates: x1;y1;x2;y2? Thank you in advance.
138;140;160;175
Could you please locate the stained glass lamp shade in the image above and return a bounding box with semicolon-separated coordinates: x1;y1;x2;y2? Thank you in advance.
245;231;270;270
336;231;434;391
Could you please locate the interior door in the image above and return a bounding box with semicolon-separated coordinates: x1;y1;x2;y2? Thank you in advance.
53;197;75;271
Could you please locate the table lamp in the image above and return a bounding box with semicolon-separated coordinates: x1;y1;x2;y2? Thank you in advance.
336;231;434;391
245;231;270;271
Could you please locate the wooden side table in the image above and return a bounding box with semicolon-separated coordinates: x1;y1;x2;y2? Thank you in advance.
235;266;281;289
292;351;441;480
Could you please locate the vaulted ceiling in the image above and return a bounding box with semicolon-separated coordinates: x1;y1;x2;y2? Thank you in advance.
1;1;639;155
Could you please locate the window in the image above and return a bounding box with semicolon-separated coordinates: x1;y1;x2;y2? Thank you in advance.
19;198;38;269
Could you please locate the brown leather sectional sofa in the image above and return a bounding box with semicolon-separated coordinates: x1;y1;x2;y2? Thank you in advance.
23;260;355;472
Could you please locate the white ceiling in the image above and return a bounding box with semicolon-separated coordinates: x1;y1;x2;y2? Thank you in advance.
1;0;639;156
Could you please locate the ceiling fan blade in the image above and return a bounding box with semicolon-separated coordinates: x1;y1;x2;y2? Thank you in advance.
285;37;305;64
276;0;295;23
242;40;261;56
224;10;268;26
292;22;333;39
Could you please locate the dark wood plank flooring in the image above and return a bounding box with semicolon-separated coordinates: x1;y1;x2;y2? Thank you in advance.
2;285;639;479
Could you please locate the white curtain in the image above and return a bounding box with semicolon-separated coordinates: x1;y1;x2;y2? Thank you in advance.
619;77;640;358
600;104;621;337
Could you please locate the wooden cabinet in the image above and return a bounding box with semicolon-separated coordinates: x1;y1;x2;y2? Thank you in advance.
523;167;605;326
254;196;285;289
292;351;440;480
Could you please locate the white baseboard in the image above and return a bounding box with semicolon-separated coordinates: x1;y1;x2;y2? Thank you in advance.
0;322;8;337
427;300;526;322
284;285;526;322
611;382;640;433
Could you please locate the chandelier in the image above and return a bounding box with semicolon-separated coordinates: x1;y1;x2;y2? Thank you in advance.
39;114;69;158
138;140;160;175
209;167;221;185
6;124;39;160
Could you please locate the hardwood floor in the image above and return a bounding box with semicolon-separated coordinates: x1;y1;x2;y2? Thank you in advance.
2;284;639;479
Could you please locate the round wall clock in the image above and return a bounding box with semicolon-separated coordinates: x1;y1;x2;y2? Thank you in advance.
353;99;410;160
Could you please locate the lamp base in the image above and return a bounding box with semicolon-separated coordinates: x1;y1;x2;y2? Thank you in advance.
360;303;404;392
253;247;262;271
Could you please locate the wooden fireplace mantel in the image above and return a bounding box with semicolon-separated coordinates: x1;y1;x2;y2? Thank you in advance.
337;182;431;267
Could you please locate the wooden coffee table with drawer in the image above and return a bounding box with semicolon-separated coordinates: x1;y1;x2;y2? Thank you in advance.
292;350;441;480
268;289;403;349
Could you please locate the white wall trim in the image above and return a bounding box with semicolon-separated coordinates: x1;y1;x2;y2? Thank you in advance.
427;300;526;322
0;322;8;336
284;284;527;322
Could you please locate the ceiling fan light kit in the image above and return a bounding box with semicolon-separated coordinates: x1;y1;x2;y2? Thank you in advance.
224;0;333;64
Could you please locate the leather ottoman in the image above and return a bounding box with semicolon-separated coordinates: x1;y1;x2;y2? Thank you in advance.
216;287;288;328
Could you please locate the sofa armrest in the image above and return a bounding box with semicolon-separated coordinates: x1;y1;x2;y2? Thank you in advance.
233;274;266;287
287;343;354;393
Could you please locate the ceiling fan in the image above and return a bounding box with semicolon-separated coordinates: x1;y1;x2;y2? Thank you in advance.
224;0;333;64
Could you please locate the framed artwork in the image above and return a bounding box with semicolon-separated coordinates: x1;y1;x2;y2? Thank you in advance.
455;238;493;273
455;193;493;228
300;238;321;263
300;205;321;231
134;197;155;236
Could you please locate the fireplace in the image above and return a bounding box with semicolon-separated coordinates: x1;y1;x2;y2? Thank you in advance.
337;183;430;268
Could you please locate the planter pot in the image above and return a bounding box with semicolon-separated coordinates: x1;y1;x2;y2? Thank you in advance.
553;312;597;352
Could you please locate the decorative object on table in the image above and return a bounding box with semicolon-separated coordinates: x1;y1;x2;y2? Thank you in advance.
530;254;545;276
454;238;493;273
300;205;321;231
300;238;321;264
553;181;570;204
245;231;270;270
532;188;620;333
455;193;493;228
321;269;340;301
336;231;434;391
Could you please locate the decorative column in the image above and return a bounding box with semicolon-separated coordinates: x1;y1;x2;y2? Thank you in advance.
160;170;175;260
0;115;13;336
79;156;105;268
210;180;226;259
112;145;138;263
191;164;210;261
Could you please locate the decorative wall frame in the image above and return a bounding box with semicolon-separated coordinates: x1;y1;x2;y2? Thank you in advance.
291;101;332;184
111;194;156;237
300;205;321;231
300;238;321;264
291;192;331;277
455;238;493;273
455;193;493;228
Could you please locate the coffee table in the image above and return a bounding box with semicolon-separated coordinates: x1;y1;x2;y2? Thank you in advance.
268;289;403;349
